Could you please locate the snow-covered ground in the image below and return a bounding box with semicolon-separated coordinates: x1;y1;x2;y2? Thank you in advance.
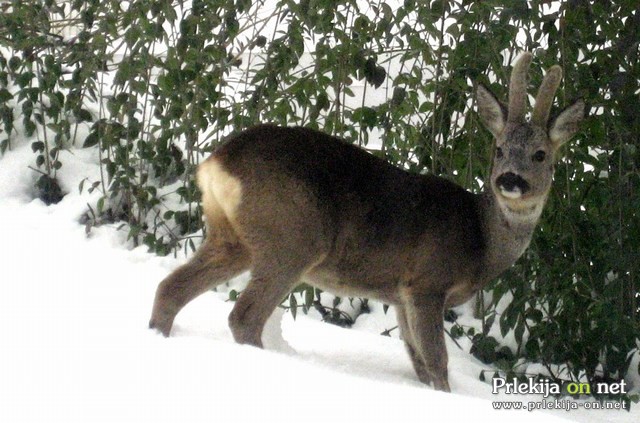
1;142;638;423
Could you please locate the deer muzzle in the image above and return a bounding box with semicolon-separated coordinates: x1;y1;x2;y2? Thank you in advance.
496;172;530;199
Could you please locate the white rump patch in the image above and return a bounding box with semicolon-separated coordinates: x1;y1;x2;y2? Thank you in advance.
197;159;243;221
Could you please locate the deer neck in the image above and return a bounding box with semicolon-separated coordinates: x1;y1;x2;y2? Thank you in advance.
479;189;546;282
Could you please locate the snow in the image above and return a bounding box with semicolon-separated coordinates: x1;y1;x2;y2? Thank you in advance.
1;142;638;423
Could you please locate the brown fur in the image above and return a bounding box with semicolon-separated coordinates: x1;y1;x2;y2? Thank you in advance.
149;53;584;392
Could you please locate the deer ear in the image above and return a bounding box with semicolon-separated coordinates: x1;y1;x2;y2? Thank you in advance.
477;84;507;137
549;99;585;146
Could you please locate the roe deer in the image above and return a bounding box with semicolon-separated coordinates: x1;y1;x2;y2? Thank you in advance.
149;52;584;392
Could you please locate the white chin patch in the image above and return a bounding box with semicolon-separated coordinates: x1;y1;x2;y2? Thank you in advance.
500;188;522;199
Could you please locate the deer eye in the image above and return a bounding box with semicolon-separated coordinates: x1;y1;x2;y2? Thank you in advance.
496;147;504;159
532;150;546;162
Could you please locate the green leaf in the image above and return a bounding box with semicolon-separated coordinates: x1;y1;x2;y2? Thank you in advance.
372;65;386;88
8;56;21;71
514;318;525;345
391;87;406;106
0;89;12;102
526;308;543;323
362;58;386;88
304;287;314;309
88;181;100;194
354;106;377;129
76;109;93;123
96;197;105;214
289;293;298;319
83;133;99;148
31;141;45;153
229;289;238;301
525;339;539;360
24;120;36;136
499;310;511;338
316;92;329;110
254;35;267;48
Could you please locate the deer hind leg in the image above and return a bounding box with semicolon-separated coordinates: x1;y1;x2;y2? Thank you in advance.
227;250;317;348
149;218;250;337
396;305;432;385
398;291;450;392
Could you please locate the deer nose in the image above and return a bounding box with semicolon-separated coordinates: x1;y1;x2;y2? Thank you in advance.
496;172;530;198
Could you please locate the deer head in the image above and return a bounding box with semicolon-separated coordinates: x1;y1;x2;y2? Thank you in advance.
476;52;585;222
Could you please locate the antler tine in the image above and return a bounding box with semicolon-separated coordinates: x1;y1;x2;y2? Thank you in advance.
508;52;533;122
532;65;563;127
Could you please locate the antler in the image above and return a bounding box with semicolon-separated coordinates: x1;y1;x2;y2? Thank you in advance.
507;52;533;122
532;65;563;126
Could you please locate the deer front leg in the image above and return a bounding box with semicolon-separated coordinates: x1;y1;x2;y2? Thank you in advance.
399;290;450;392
